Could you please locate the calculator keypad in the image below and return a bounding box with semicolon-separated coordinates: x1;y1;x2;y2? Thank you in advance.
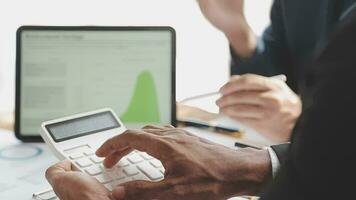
66;146;164;190
33;146;165;200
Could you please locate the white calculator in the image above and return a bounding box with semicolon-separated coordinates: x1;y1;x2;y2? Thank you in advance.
34;108;165;200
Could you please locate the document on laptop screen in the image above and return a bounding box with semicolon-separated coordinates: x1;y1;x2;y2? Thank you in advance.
20;30;173;135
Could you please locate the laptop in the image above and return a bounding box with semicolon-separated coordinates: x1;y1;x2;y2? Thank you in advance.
15;26;176;142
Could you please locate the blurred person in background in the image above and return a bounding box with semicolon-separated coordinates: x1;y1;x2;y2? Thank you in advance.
197;0;356;143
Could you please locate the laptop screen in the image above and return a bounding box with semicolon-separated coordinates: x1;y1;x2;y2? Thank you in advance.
17;27;175;137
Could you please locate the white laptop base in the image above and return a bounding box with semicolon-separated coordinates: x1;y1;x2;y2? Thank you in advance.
33;108;164;200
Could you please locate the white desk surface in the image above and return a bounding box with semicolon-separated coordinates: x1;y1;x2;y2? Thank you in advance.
0;129;57;200
0;128;251;200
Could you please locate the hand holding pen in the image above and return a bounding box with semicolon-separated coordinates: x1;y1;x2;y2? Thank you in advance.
180;74;301;143
216;74;301;143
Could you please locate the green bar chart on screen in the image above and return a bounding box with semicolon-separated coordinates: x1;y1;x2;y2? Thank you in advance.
121;70;161;123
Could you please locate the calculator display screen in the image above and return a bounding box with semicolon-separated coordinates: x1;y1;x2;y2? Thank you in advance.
45;111;120;142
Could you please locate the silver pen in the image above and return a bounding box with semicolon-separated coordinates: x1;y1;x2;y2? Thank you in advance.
180;74;287;103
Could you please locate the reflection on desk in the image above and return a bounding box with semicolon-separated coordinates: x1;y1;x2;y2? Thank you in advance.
0;129;57;200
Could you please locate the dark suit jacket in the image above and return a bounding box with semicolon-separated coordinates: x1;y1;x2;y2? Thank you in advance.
260;11;356;199
231;0;356;179
231;0;356;93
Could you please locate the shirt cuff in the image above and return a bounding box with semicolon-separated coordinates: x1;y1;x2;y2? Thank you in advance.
264;147;281;178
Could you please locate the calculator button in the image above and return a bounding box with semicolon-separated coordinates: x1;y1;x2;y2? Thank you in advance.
117;158;130;167
116;177;132;185
137;162;164;180
75;158;92;168
83;149;95;156
95;174;114;184
127;153;144;164
150;160;163;168
131;173;150;181
123;166;140;176
64;145;91;155
140;152;154;160
68;152;84;160
159;168;165;174
85;165;103;176
37;190;57;200
90;156;104;164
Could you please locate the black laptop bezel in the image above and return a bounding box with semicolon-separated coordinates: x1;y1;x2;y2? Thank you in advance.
15;25;176;142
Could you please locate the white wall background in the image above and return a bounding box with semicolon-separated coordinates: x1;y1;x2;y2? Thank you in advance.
0;0;272;112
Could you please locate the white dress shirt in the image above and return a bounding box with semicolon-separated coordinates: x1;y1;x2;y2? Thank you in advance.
265;147;281;178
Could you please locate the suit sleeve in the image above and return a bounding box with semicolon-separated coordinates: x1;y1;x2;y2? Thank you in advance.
260;12;356;200
230;0;296;90
270;143;289;165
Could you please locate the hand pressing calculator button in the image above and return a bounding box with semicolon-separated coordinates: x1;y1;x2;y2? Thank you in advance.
38;108;165;198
